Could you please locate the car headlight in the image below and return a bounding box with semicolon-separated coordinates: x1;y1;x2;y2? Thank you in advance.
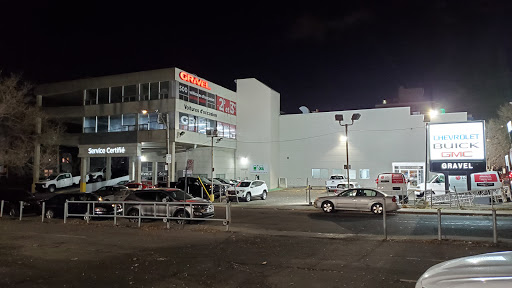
98;197;103;201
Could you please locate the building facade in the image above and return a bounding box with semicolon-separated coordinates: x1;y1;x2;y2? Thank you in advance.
34;68;467;192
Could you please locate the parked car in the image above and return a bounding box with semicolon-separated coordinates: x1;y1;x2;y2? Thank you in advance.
214;178;237;187
0;188;45;216
314;188;399;214
87;167;106;182
325;174;359;191
117;180;133;186
43;192;119;219
92;185;130;201
226;180;268;202
415;251;512;288
125;182;153;190
124;188;214;224
175;177;222;200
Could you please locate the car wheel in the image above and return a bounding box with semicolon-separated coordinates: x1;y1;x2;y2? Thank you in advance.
48;185;56;193
9;206;18;217
261;191;267;200
321;201;335;213
45;209;55;219
97;176;103;182
371;203;383;214
174;210;189;225
245;193;251;202
128;209;139;223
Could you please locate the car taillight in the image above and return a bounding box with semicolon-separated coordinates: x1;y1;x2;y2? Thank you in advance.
392;196;397;203
375;178;378;184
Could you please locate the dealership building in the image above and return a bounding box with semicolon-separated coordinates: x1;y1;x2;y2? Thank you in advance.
34;68;471;192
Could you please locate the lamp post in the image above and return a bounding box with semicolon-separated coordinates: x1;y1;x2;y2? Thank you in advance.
142;109;171;188
207;129;222;202
335;113;361;188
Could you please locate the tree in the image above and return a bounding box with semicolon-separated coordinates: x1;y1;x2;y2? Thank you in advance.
0;72;61;177
485;102;512;170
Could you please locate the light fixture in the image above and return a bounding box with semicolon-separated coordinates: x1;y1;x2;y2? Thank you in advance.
429;109;438;118
339;135;347;142
241;157;248;165
140;155;147;162
141;109;148;115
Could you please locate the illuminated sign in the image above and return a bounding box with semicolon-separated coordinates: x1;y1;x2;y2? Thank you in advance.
429;122;485;161
216;96;237;115
429;121;486;173
88;147;126;155
179;71;211;90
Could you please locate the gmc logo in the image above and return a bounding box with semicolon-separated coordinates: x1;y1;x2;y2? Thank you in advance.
441;151;472;158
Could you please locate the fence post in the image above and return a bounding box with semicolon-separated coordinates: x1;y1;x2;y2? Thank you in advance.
64;201;68;224
86;203;90;223
166;203;170;229
437;208;442;240
0;200;4;217
138;204;141;228
492;209;497;244
113;202;117;226
382;198;387;240
19;201;24;221
226;201;231;231
41;202;45;223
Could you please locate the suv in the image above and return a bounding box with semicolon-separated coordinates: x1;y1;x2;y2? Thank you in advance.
227;180;268;202
92;185;130;201
124;188;214;224
175;177;221;200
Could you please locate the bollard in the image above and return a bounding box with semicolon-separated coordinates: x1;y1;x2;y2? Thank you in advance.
492;209;497;244
64;201;68;224
19;201;24;221
1;199;4;217
437;209;442;240
138;204;141;228
382;198;387;240
41;202;46;223
86;203;90;223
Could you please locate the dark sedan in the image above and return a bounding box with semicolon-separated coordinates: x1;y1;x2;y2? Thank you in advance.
0;188;47;217
43;192;119;219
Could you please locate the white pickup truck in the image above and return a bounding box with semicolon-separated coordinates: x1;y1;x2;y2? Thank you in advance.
35;173;81;193
325;174;359;191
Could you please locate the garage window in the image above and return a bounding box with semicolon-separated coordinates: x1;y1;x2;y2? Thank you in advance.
312;169;328;179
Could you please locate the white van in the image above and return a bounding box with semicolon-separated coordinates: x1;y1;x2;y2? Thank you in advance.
415;171;502;196
376;173;408;202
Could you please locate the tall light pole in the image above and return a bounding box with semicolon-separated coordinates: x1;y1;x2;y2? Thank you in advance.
143;109;171;188
335;113;361;188
207;128;222;202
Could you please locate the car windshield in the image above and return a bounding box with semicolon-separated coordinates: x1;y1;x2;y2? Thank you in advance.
169;189;193;200
238;181;251;188
46;175;58;180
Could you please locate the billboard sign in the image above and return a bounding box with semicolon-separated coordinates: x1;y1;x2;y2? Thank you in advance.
429;121;486;173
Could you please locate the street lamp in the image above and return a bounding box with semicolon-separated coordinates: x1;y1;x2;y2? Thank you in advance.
207;128;222;202
335;113;361;188
142;109;171;188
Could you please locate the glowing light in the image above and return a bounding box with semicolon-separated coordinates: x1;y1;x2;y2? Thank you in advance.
140;156;147;162
429;109;439;118
240;157;248;165
339;135;347;142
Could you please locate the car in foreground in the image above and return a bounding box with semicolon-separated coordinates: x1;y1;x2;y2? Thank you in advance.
314;188;399;214
415;251;512;288
92;185;130;201
0;188;45;216
124;188;214;224
43;192;120;219
226;180;268;202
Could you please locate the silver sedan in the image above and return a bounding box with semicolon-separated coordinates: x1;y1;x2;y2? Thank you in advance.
314;188;399;214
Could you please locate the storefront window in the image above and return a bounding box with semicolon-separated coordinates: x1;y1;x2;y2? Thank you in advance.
359;169;370;179
198;90;207;107
138;113;149;130
332;169;343;175
149;112;164;130
188;115;197;132
83;117;96;133
97;116;109;133
312;169;328;179
197;117;207;134
188;87;199;104
179;83;188;101
179;112;189;130
207;93;216;109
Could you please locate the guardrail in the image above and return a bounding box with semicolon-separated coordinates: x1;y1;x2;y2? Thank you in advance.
56;200;231;231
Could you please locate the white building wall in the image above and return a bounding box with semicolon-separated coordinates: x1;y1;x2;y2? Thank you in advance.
279;107;468;187
235;79;280;188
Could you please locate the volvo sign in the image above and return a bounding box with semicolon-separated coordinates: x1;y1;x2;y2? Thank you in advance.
429;121;486;174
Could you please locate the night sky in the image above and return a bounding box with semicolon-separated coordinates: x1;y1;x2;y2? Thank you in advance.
2;1;512;119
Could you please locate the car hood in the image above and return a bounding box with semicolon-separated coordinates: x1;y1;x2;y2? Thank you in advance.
416;251;512;288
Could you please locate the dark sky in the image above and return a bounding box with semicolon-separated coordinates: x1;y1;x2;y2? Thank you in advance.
2;1;512;119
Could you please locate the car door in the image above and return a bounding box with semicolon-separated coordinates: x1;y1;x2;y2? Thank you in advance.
355;189;377;210
135;192;157;216
334;189;357;210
